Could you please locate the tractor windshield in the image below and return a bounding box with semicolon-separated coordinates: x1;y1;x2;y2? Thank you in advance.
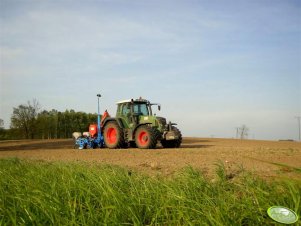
133;103;150;116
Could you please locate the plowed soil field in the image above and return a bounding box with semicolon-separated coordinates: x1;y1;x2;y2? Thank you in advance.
0;138;300;179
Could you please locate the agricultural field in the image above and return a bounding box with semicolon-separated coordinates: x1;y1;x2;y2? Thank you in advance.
0;138;300;225
0;138;300;179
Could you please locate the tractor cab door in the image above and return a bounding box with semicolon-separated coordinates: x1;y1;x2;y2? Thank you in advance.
133;103;149;116
119;103;132;127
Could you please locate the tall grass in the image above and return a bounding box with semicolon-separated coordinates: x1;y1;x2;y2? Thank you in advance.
0;158;300;225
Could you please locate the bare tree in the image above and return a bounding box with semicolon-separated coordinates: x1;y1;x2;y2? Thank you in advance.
0;119;4;129
11;99;40;139
238;124;249;140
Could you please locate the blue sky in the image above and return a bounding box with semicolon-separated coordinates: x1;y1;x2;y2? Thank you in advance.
0;0;300;140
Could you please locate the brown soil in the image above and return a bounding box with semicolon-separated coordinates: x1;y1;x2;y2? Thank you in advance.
0;138;300;179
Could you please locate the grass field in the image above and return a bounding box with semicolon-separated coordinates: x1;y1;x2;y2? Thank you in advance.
0;138;300;225
0;158;300;225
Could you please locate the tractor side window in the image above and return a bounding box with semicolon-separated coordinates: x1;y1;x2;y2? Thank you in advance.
122;104;130;116
117;105;122;115
133;103;149;116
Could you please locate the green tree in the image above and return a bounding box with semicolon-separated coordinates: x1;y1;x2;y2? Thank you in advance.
9;100;99;139
0;119;6;139
11;99;40;139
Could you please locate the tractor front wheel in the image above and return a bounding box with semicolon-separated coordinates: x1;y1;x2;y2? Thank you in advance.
104;121;125;148
135;126;159;149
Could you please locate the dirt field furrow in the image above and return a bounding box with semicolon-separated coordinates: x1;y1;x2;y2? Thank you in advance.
0;138;300;179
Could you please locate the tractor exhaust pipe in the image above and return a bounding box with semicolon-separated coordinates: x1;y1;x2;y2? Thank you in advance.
97;94;101;132
168;121;177;131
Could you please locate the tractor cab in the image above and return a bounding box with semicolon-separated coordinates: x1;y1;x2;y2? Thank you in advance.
116;98;153;127
132;101;150;116
116;98;161;123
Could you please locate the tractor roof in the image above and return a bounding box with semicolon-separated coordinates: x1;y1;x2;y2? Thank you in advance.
117;98;149;104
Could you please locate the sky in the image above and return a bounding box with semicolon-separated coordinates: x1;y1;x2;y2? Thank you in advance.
0;0;300;140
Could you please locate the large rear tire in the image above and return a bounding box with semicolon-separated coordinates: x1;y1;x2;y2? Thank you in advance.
104;121;125;148
161;126;182;148
135;125;159;149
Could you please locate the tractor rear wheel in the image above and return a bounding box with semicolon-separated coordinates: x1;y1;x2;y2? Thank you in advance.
135;125;159;149
161;126;182;148
104;121;125;148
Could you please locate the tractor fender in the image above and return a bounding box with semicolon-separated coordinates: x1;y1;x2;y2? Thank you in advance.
102;117;124;130
133;123;152;138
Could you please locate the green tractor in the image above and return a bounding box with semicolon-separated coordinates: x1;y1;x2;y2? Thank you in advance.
102;98;182;149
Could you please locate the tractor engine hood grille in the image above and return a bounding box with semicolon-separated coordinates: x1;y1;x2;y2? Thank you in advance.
156;117;167;126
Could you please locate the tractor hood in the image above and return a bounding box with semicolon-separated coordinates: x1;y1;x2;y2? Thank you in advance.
156;117;167;126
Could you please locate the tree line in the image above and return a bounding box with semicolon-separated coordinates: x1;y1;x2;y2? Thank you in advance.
0;100;98;140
